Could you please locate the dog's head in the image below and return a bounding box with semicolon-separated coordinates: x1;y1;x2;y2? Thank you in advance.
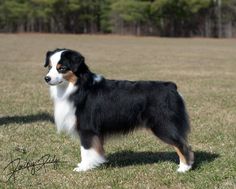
44;49;88;85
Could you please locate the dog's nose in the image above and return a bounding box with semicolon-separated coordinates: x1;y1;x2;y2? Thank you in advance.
44;76;51;83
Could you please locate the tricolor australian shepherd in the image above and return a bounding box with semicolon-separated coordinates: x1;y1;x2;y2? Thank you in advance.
44;49;194;173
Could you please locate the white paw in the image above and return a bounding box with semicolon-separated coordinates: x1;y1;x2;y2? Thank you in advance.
74;147;107;172
73;163;94;172
73;158;107;172
177;162;192;173
73;166;84;172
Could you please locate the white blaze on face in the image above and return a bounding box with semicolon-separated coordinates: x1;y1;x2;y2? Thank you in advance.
46;50;65;85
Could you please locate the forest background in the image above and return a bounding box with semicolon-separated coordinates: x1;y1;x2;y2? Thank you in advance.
0;0;236;37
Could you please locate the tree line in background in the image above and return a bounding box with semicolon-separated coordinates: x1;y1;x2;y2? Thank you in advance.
0;0;236;37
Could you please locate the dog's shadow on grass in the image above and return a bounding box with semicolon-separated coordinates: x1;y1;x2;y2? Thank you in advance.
0;113;54;126
106;150;219;170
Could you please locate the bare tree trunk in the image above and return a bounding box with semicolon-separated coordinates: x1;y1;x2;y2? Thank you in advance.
217;0;222;38
224;21;232;38
136;22;141;36
205;16;211;37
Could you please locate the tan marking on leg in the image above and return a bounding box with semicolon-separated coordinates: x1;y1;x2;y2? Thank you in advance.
92;136;105;156
63;71;78;84
174;146;194;165
174;146;187;164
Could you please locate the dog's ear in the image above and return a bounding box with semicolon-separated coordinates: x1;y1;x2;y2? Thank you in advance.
62;51;89;76
44;51;52;67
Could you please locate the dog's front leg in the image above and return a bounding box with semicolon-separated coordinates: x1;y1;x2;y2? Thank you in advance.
73;133;106;172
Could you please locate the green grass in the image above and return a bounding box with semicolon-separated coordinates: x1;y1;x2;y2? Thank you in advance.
0;34;235;189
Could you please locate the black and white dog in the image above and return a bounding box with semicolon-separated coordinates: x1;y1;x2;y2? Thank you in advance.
44;49;194;173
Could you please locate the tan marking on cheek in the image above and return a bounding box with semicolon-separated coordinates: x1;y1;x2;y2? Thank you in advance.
63;71;78;84
92;136;105;155
56;64;62;69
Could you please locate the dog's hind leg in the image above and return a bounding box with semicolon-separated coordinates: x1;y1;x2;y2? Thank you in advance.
150;123;194;173
173;143;194;172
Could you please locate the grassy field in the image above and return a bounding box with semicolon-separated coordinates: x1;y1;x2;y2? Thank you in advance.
0;34;235;189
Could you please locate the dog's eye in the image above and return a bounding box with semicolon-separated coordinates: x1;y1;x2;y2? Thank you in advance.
48;65;52;70
58;66;68;73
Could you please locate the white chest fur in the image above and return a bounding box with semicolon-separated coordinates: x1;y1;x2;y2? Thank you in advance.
50;83;78;135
